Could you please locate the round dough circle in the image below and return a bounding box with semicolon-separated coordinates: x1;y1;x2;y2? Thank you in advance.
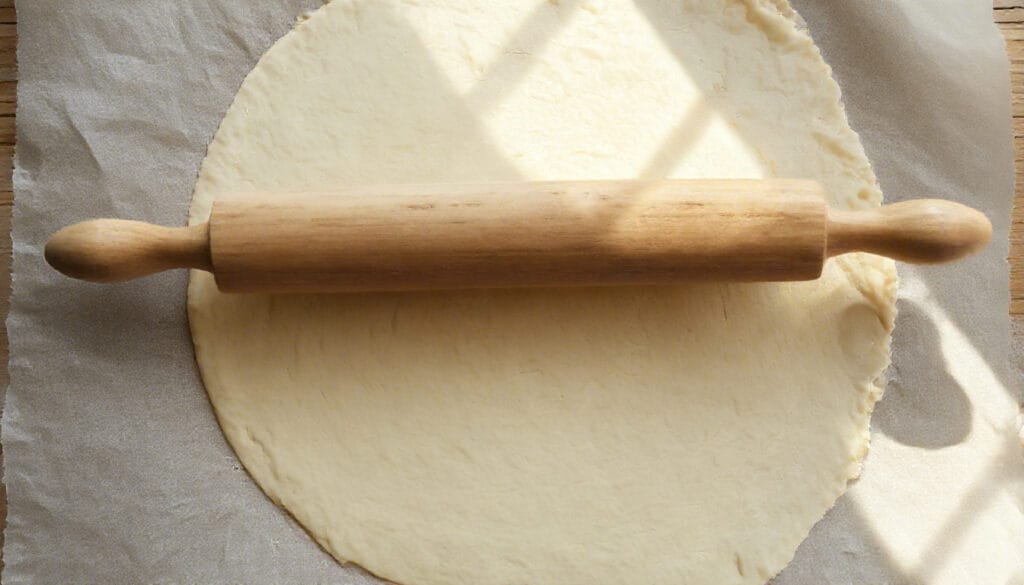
188;1;896;584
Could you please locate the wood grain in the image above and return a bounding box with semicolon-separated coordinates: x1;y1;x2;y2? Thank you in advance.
998;2;1024;315
826;199;992;264
0;0;14;568
0;2;1018;572
46;182;992;293
210;180;830;292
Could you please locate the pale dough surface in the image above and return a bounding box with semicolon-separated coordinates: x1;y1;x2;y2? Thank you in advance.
187;1;896;583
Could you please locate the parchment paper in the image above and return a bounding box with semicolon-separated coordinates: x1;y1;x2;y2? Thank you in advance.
5;1;1021;583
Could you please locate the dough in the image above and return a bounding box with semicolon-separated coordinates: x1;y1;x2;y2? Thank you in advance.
188;1;895;583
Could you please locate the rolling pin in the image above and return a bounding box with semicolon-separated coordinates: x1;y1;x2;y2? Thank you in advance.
44;179;992;293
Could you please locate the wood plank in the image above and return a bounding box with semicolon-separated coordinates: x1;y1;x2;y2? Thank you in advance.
1013;72;1024;117
0;146;12;192
0;81;15;117
0;116;13;145
1000;22;1024;40
1000;13;1024;314
0;0;12;565
1013;116;1024;139
1007;41;1024;63
995;7;1024;22
0;26;14;83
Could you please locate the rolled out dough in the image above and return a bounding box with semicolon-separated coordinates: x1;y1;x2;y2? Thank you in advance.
187;1;896;583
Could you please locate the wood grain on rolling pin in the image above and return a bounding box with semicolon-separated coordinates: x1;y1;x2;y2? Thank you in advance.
211;180;828;292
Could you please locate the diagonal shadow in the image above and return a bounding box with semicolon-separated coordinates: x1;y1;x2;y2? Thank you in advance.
465;0;582;110
630;0;807;186
772;492;919;585
458;1;738;243
307;1;525;186
909;433;1023;582
637;97;714;180
775;427;1022;585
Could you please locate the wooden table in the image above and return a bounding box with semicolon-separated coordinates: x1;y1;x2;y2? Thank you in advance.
0;1;1019;571
0;0;16;567
997;1;1024;314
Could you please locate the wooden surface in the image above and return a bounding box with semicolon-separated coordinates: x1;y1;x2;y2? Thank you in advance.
211;180;830;291
826;199;992;263
48;182;994;293
0;0;14;568
997;1;1024;314
0;1;1019;572
46;221;213;282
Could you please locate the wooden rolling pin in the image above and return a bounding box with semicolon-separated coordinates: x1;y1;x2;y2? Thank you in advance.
44;179;992;293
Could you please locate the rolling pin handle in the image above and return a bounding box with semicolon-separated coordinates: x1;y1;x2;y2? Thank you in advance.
826;199;992;264
45;219;212;283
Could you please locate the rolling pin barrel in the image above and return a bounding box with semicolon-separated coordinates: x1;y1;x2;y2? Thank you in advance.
210;180;828;292
43;179;992;293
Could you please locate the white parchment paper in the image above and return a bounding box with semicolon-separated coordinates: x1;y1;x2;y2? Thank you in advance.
5;1;1021;583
